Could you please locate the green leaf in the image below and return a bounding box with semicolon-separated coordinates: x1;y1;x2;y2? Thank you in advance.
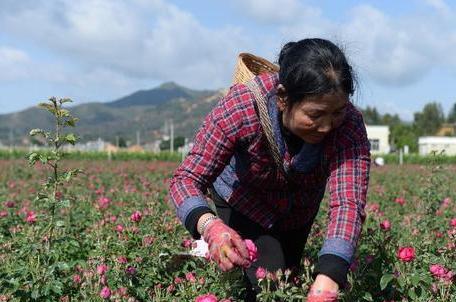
64;117;79;127
7;278;19;288
408;288;417;299
38;102;57;114
29;128;45;137
65;133;77;145
39;154;49;164
59;199;71;208
38;192;48;199
55;220;65;227
397;276;406;288
380;273;394;290
34;195;49;203
410;274;421;286
57;262;70;271
60;98;73;104
28;152;39;165
31;289;40;299
58;108;70;117
362;292;373;301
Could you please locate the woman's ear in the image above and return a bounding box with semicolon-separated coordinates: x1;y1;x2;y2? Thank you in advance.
276;84;288;112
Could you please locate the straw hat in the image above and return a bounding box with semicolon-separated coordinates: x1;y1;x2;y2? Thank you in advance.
232;53;279;85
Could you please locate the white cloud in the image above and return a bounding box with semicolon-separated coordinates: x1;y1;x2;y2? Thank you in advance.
247;2;456;88
1;0;456;93
339;5;431;86
424;0;451;15
0;0;250;89
342;4;456;86
0;46;32;80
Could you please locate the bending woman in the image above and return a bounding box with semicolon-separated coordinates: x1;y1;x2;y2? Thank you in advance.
169;38;371;301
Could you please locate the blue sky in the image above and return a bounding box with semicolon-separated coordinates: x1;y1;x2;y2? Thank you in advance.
1;0;455;121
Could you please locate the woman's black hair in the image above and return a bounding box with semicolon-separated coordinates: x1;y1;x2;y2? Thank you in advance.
277;38;356;105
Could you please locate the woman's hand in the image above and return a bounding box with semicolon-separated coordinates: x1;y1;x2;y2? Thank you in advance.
201;218;251;271
306;274;339;302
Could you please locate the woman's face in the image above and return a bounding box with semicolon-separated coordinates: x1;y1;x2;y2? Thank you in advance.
277;91;348;144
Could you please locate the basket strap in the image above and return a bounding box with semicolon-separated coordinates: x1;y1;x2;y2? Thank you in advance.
245;79;288;180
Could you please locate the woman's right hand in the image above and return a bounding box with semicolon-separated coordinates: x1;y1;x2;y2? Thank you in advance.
201;218;251;271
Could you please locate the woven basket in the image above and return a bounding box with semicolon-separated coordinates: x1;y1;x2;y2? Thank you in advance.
232;53;279;85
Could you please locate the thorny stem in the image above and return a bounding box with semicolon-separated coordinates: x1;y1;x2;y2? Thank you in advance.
47;100;61;252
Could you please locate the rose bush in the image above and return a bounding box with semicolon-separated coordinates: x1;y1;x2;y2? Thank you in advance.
0;154;454;300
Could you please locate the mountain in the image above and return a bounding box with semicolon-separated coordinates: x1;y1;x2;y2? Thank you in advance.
107;82;215;108
0;82;227;146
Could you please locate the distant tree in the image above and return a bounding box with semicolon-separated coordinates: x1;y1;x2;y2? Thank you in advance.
447;103;456;123
362;106;382;125
381;113;401;126
160;136;185;151
118;137;127;148
390;123;418;152
413;102;445;136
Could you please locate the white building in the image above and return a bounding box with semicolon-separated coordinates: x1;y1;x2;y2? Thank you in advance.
418;136;456;156
365;125;390;154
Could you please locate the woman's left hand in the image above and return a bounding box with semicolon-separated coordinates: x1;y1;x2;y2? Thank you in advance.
306;274;339;302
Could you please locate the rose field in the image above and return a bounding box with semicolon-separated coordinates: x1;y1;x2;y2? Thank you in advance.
0;158;454;301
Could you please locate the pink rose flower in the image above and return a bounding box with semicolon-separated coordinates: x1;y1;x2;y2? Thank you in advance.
117;256;128;264
97;196;111;209
255;267;267;279
130;211;142;222
430;264;454;282
115;224;124;233
96;264;108;275
380;220;391;231
5;200;15;208
181;238;192;248
55;191;63;199
125;266;137;276
143;235;155;246
430;264;447;278
99;286;111;299
25;211;37;224
367;203;380;213
72;274;82;284
450;218;456;228
185;272;197;283
195;293;218;302
394;197;406;205
117;287;128;297
441;197;451;208
0;211;8;218
166;284;175;293
397;246;415;262
244;239;258;262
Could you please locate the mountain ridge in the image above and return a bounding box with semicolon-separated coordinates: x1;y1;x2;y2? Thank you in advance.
0;82;226;145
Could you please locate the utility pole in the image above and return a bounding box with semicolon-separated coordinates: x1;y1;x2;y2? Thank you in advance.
136;130;140;146
164;120;169;138
170;119;174;153
9;128;13;152
116;135;119;148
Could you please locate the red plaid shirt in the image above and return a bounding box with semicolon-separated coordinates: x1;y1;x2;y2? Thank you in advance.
169;72;371;263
